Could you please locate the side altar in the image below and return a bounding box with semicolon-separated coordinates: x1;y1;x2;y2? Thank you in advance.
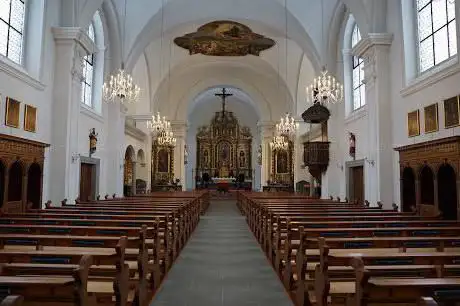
195;88;253;188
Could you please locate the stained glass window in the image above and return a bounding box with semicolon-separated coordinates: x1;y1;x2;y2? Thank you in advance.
0;0;25;64
417;0;457;73
81;23;95;107
352;24;365;110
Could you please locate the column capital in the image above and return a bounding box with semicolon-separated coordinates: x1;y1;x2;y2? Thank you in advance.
257;121;275;138
170;120;188;137
52;27;97;55
351;33;393;58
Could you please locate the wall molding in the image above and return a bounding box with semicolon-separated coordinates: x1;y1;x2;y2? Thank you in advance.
125;122;147;142
0;57;45;91
400;58;460;97
80;105;104;123
344;105;368;125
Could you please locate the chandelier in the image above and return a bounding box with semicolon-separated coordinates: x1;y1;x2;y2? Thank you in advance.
306;68;343;105
276;113;299;138
103;67;140;104
147;112;170;137
270;135;288;151
102;0;141;104
305;0;343;106
157;128;176;147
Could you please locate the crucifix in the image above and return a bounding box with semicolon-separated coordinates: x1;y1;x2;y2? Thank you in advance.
215;88;233;113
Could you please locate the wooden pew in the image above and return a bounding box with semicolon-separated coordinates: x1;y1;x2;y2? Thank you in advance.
0;296;23;306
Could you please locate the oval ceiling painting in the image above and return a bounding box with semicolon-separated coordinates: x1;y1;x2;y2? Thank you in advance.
174;20;276;56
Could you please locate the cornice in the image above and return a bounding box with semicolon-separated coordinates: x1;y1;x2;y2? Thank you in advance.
352;33;393;58
124;122;147;142
52;27;97;55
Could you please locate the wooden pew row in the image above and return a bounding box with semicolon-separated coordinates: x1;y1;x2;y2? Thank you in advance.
307;242;460;306
238;193;460;305
0;193;205;306
0;296;23;306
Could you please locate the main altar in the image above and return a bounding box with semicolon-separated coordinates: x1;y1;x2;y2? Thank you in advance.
195;88;253;187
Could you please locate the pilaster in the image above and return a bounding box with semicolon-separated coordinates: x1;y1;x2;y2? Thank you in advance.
171;121;188;190
258;121;275;189
352;33;393;207
49;27;96;204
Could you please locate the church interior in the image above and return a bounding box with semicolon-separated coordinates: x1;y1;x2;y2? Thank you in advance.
0;0;459;305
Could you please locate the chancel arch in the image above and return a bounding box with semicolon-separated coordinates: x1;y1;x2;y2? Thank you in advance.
185;87;262;190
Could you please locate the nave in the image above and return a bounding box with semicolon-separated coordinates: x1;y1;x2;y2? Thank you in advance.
151;200;292;306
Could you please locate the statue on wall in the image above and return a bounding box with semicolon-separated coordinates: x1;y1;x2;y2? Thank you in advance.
89;128;98;157
349;132;356;160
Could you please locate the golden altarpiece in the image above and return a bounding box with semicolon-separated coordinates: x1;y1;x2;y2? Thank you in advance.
151;141;174;186
196;89;253;180
271;139;294;185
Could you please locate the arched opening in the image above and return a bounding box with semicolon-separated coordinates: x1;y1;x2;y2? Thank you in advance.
401;167;416;212
124;146;135;196
27;163;42;209
0;161;5;208
136;149;147;194
8;161;23;202
420;166;435;205
437;164;458;220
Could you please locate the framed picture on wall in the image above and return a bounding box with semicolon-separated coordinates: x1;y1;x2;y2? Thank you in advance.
5;97;20;128
444;96;460;128
24;104;37;132
424;103;438;133
407;110;420;137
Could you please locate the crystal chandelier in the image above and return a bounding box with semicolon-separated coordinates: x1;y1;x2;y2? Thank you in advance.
103;66;140;103
147;112;170;137
102;0;141;104
306;68;343;105
305;0;343;106
157;128;176;147
270;135;288;151
276;113;299;138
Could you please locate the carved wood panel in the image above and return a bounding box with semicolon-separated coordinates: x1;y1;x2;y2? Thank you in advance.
0;134;49;212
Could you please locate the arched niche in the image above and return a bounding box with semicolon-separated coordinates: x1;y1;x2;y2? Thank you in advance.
437;164;458;220
419;165;435;205
124;146;136;196
401;167;416;212
27;163;42;209
8;161;23;202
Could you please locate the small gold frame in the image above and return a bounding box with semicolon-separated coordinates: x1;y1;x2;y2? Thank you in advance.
5;97;21;128
407;110;420;137
444;96;460;128
424;103;438;133
24;104;37;133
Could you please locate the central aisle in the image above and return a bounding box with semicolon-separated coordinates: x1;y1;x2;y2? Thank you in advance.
150;200;293;306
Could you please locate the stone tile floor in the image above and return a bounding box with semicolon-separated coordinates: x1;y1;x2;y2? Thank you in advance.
150;200;293;306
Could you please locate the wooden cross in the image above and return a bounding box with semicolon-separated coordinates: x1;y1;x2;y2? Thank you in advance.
215;88;233;112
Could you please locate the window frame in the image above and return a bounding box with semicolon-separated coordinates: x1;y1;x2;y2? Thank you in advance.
415;0;457;74
81;22;95;108
351;24;365;111
0;0;26;65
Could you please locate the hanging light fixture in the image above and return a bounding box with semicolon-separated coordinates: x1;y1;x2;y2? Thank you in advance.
157;127;176;147
147;112;170;137
270;135;288;151
102;0;141;104
305;1;343;105
276;113;299;139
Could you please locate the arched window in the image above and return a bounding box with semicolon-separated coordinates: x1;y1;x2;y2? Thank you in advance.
351;25;365;110
0;0;26;64
81;22;95;107
416;0;457;73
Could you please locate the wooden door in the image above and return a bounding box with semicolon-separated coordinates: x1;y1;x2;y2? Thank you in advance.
351;166;364;205
80;163;94;201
